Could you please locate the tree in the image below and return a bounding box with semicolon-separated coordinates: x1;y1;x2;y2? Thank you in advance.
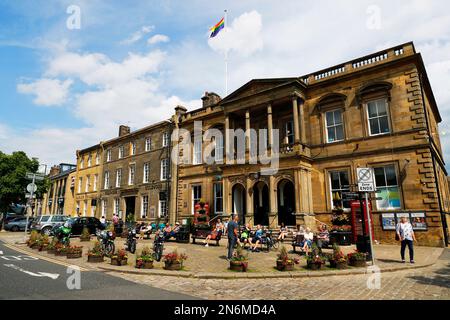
0;151;49;213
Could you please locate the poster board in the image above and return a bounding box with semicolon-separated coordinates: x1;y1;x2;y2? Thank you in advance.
381;213;396;230
410;212;427;231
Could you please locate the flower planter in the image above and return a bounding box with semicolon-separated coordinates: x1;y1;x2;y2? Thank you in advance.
31;243;40;250
67;252;82;259
136;260;154;269
55;250;66;256
38;245;48;252
329;260;347;269
229;260;248;272
276;260;294;271
164;261;182;271
307;262;323;270
349;260;367;268
87;255;104;263
111;258;128;266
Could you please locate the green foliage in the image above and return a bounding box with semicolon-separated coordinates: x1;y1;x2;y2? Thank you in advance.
0;151;49;212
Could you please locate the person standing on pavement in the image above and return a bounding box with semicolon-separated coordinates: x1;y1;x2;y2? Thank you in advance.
227;214;239;260
396;216;417;263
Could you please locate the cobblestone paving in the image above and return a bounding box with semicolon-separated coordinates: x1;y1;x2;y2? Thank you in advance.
109;251;450;300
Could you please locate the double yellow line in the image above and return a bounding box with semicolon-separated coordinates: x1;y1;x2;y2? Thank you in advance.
3;243;89;272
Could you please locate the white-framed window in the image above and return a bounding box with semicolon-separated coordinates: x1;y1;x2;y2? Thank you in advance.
160;159;169;181
284;121;294;145
192;185;202;215
78;177;82;193
329;170;350;210
143;163;150;183
141;195;149;218
145;137;151;151
93;174;98;192
159;200;167;217
214;136;224;163
115;168;122;188
130;142;136;156
118;145;124;159
87;154;92;167
85;175;90;193
96;153;100;165
367;98;390;136
114;198;120;215
79;157;84;169
213;183;223;215
373;164;401;210
83;200;87;217
106;149;112;162
102;199;107;217
162;132;170;147
104;171;110;189
128;165;135;185
325;109;344;143
193;137;202;165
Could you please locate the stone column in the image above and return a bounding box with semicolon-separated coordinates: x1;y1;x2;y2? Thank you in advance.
245;109;251;153
267;104;273;147
246;177;253;226
269;175;278;229
294;170;301;215
299;99;306;144
292;96;300;143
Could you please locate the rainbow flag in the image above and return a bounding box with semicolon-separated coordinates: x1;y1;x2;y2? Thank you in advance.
210;17;225;38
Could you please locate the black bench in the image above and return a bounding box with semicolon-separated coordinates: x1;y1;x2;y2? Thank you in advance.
191;229;222;246
292;234;305;253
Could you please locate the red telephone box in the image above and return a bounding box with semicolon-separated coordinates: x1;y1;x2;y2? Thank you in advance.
350;200;374;243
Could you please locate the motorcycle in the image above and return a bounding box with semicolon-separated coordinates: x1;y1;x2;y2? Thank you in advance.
125;228;137;254
97;230;116;256
153;231;165;262
52;224;71;246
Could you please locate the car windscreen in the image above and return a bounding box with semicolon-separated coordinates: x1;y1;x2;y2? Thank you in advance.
39;215;50;222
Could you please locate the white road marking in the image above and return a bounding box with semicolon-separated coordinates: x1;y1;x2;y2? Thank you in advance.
0;255;39;261
3;264;60;279
0;251;3;255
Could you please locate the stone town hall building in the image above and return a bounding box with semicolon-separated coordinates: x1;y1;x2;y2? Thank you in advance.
68;42;448;247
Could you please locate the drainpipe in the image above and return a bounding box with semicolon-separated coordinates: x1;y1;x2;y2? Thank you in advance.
419;73;449;246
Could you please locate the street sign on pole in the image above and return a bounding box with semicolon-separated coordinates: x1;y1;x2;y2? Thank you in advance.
26;183;37;193
357;168;375;192
26;172;44;181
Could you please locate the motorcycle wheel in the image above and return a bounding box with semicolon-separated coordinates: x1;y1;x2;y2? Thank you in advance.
130;240;136;254
106;242;115;256
154;245;162;262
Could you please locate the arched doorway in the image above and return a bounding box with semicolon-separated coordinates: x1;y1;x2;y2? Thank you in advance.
277;179;296;226
232;183;246;224
253;181;269;226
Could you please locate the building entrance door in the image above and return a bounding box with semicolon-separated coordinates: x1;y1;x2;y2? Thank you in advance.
232;183;246;225
277;179;296;226
124;196;136;222
253;181;269;226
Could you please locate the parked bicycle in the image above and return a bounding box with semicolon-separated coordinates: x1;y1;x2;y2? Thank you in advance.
262;230;279;252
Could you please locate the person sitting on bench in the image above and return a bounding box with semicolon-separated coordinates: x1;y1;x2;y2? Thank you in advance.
203;221;223;247
302;227;314;254
239;223;252;249
317;224;330;250
278;223;289;242
250;224;264;252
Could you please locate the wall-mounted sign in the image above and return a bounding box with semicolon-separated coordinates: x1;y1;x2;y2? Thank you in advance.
357;168;375;192
381;213;396;230
410;212;427;231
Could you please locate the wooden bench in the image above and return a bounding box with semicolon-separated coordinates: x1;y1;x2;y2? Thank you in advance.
191;229;222;246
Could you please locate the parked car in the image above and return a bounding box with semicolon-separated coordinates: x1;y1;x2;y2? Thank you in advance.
4;217;34;232
3;213;25;224
30;215;69;235
68;217;105;235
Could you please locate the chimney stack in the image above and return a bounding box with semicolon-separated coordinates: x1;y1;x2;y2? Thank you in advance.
201;92;221;108
118;125;131;137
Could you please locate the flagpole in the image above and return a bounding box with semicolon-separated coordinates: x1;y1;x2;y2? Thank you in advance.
224;9;228;96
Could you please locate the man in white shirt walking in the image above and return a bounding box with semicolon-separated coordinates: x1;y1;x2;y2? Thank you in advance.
396;216;417;263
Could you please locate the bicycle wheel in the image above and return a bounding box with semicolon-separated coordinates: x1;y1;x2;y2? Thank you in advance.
106;242;115;256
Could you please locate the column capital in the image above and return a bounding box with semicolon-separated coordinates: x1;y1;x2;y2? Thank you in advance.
290;92;303;101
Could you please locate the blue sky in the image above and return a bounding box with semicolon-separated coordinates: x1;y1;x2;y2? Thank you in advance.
1;0;450;169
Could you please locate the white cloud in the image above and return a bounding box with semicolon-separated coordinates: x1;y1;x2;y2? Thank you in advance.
120;25;154;45
208;10;263;57
148;34;170;45
17;78;73;106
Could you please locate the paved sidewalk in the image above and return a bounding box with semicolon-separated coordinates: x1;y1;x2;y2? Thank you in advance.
0;232;443;278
